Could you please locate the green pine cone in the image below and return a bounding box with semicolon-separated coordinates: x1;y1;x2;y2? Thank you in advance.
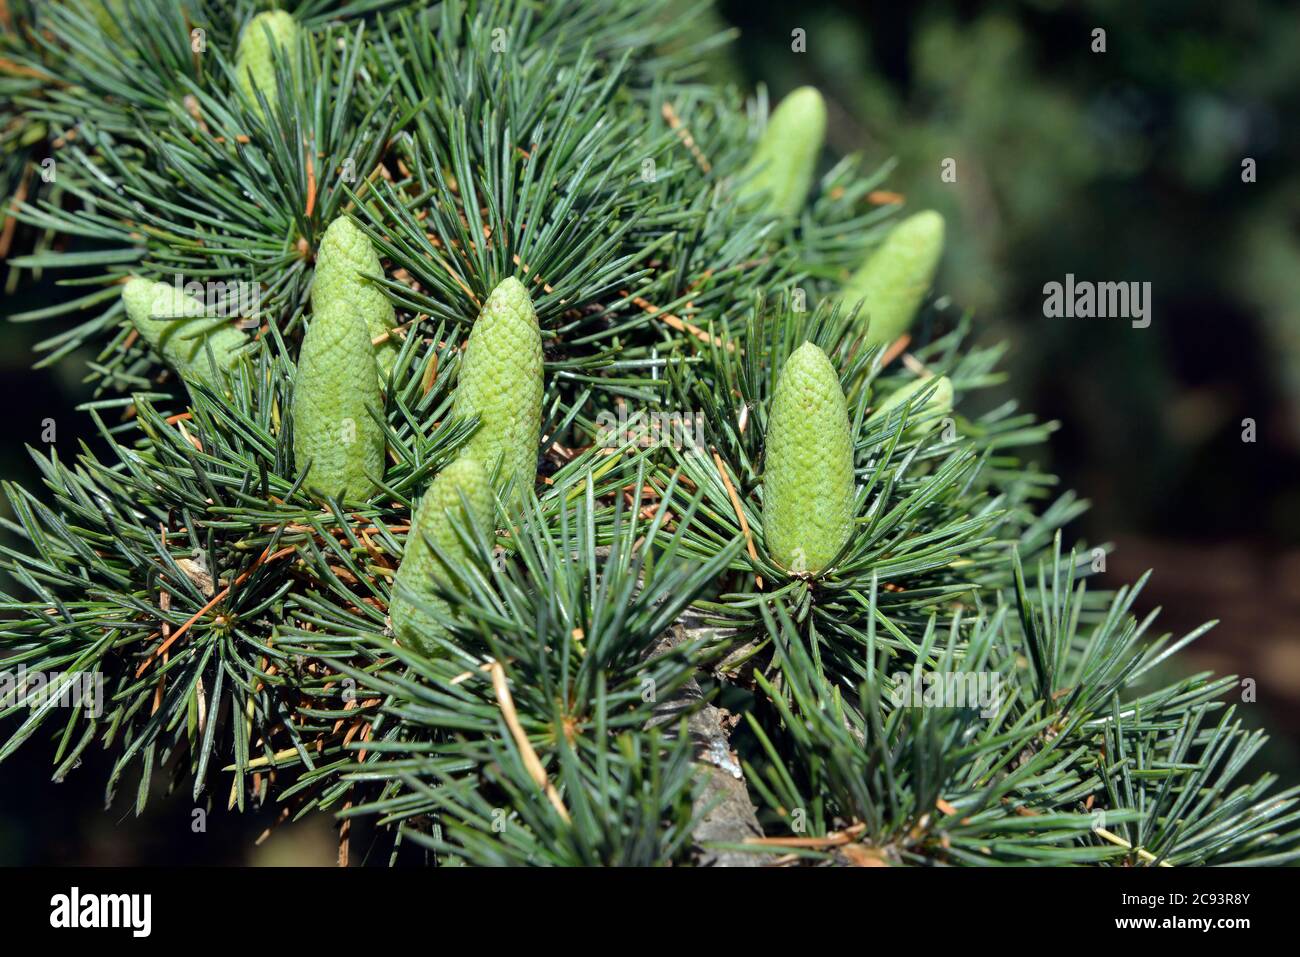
737;86;827;220
763;342;855;575
390;456;494;655
235;10;298;116
313;217;399;376
451;277;543;503
842;210;945;347
291;299;385;501
867;374;954;436
122;278;250;389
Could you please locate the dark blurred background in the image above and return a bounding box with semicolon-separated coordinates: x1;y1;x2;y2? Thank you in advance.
3;0;1299;863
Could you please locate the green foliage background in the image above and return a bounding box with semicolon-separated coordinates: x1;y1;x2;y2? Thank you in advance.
0;0;1297;865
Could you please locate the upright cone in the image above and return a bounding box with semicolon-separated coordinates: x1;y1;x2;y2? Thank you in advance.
842;210;945;347
235;10;298;116
737;86;827;220
122;278;250;389
763;342;855;575
313;217;399;375
291;299;385;501
451;277;543;504
390;457;494;654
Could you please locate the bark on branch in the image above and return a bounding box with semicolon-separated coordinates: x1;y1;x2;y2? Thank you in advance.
648;611;769;867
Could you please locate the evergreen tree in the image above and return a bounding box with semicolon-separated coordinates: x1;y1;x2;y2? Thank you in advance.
0;0;1296;866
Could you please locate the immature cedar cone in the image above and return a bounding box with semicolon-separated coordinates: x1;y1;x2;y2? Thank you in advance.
122;278;250;389
235;10;298;116
291;299;385;501
867;374;954;437
763;342;855;575
390;456;494;654
451;277;543;503
842;211;945;347
737;86;827;220
313;217;399;375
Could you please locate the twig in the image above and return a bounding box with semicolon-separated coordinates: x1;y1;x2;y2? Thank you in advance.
629;293;733;350
712;450;762;589
511;253;559;298
151;524;170;716
879;333;911;370
254;806;292;846
304;144;317;219
338;799;352;867
648;614;769;866
371;315;421;347
661;102;711;173
135;545;296;677
1093;826;1174;867
900;352;931;377
489;660;570;822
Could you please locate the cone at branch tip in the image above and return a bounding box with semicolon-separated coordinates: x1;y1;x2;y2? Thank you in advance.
842;210;945;347
763;341;855;576
738;86;828;220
